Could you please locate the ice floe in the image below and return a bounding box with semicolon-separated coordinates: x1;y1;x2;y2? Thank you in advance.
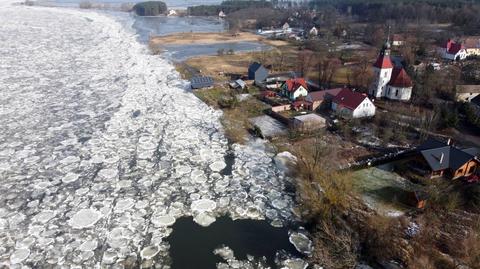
289;231;313;255
68;209;102;229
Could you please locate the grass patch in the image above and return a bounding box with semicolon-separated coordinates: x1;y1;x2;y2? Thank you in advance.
193;87;230;108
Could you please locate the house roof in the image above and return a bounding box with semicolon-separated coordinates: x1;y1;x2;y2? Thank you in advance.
388;67;413;88
332;88;369;110
456;85;480;94
248;62;264;73
472;95;480;106
294;113;326;124
373;53;393;69
190;76;214;89
444;39;465;54
235;79;246;88
417;138;450;151
284;78;308;92
306;88;343;102
463;147;480;158
418;139;478;171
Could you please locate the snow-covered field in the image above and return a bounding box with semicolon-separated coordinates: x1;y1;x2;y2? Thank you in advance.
0;3;300;267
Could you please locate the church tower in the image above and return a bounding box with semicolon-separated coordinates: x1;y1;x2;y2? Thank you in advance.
369;40;393;98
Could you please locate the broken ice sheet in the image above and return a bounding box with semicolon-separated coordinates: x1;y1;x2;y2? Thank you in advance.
0;2;298;267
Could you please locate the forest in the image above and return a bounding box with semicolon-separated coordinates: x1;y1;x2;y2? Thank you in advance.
133;1;167;16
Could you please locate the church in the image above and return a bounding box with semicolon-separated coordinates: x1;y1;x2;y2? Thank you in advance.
369;40;413;101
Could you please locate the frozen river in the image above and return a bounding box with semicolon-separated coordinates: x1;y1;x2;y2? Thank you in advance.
0;3;309;268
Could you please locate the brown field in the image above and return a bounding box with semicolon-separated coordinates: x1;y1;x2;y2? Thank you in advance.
150;31;288;47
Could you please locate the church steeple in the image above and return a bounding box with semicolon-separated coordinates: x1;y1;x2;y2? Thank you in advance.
382;26;392;56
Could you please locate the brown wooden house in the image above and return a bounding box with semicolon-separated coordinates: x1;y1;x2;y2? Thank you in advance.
416;139;480;180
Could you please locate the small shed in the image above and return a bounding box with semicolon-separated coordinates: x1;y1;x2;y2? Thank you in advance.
406;190;428;209
293;113;327;131
248;62;269;85
229;79;247;90
191;76;214;89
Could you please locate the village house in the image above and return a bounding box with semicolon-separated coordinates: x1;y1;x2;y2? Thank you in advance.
305;88;343;110
463;36;480;56
392;34;405;46
248;62;269;85
331;88;376;119
415;138;480;180
369;40;413;101
439;39;468;61
455;85;480;102
281;78;309;101
218;10;226;18
309;26;318;37
167;9;177;16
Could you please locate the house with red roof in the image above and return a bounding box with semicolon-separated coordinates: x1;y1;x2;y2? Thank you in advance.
439;39;467;61
369;40;413;101
331;89;376;119
305;88;343;110
280;78;309;101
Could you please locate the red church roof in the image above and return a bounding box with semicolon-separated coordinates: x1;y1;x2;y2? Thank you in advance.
284;78;308;92
444;39;465;54
373;54;393;69
332;88;369;110
388;68;413;88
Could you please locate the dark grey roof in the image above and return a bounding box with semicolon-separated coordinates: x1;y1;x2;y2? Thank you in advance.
419;144;478;172
248;62;263;72
416;138;449;151
463;147;480;158
191;76;214;89
472;95;480;106
420;146;451;171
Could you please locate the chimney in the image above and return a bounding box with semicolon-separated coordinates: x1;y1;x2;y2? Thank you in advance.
447;138;452;145
440;153;444;164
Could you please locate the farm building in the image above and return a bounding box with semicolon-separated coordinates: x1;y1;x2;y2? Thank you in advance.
190;76;214;89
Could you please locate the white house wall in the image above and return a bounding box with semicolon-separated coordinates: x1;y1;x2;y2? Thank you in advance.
385;86;412;101
370;67;393;98
352;99;376;118
293;86;308;100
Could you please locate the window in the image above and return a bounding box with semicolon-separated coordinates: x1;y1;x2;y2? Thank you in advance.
387;88;390;95
469;166;476;174
395;89;399;97
384;72;388;78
